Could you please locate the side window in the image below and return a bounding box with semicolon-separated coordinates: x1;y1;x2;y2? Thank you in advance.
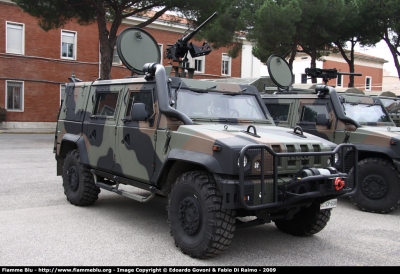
301;105;329;122
93;92;119;117
266;104;290;122
126;91;154;118
61;30;76;59
222;53;231;76
6;22;24;54
6;80;24;111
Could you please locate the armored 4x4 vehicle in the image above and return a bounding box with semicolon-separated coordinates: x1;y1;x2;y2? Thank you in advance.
262;55;400;214
54;24;356;259
372;94;400;127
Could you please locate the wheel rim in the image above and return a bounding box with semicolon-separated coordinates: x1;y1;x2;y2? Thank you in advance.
361;174;387;199
66;166;79;191
179;196;202;235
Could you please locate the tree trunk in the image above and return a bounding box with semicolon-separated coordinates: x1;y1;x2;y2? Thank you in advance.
383;37;400;79
97;12;112;80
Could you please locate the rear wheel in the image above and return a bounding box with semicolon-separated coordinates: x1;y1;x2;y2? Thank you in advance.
168;171;236;258
274;200;331;236
62;149;100;206
347;157;400;213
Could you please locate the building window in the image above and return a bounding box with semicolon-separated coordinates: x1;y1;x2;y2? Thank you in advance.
222;53;231;76
336;75;343;87
186;55;205;73
112;47;121;65
6;22;24;54
365;76;372;91
61;30;76;59
158;44;163;62
6;81;24;111
60;84;66;105
301;74;307;84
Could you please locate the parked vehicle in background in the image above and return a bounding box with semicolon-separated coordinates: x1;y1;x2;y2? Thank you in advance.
372;94;400;127
262;55;400;214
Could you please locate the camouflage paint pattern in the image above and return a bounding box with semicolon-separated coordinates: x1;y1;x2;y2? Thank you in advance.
54;69;353;210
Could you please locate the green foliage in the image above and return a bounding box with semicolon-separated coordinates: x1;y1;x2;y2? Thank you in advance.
11;0;224;79
0;107;7;123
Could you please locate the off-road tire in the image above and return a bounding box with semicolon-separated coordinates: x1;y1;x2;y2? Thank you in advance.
347;157;400;214
273;200;331;236
167;171;236;259
62;149;100;206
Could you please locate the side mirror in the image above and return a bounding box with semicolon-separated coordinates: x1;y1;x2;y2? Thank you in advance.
316;113;330;127
131;103;149;121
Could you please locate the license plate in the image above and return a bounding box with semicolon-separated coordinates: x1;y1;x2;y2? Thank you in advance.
320;199;337;210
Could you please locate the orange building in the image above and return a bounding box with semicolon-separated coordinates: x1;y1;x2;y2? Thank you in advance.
0;0;243;129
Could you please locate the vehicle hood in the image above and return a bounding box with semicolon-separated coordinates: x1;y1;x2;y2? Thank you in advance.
170;123;336;154
348;125;400;147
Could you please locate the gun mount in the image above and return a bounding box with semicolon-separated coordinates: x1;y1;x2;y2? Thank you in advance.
305;68;362;85
165;12;217;78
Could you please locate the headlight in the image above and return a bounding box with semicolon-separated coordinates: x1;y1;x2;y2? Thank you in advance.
238;155;248;168
327;153;339;166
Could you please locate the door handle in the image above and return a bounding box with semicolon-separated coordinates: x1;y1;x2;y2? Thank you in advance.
123;134;130;147
89;130;96;141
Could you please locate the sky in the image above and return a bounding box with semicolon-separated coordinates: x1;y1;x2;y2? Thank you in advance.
354;40;398;76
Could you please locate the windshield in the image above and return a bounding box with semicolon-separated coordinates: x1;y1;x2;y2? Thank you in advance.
175;89;267;121
343;103;391;123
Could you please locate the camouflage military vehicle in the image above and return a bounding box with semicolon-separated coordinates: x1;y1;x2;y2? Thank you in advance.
53;24;357;259
262;55;400;214
372;94;400;127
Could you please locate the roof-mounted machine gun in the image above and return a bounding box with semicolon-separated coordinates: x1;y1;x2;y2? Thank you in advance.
305;68;362;85
165;12;218;78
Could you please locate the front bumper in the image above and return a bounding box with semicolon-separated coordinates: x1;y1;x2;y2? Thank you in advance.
217;144;358;210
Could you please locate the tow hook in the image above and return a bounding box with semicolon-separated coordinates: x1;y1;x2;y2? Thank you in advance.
334;177;345;190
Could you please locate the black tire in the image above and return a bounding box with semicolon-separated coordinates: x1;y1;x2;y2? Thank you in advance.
347;158;400;214
274;200;331;236
62;149;100;206
167;171;236;259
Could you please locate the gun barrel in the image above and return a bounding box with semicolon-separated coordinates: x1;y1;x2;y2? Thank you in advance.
181;12;218;43
338;72;362;76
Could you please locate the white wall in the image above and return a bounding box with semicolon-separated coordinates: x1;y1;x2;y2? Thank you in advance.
241;42;261;78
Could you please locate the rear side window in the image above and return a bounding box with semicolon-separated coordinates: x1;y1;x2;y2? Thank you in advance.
126;91;154;117
266;103;290;122
301;105;329;122
93;92;119;116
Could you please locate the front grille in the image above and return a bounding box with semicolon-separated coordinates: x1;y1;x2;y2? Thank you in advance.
238;143;358;210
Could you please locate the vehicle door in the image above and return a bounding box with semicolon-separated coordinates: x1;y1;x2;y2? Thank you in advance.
263;98;296;128
83;84;123;171
113;84;158;183
295;98;336;141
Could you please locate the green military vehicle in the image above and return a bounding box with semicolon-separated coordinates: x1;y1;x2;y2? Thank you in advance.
262;55;400;214
53;22;357;259
372;94;400;127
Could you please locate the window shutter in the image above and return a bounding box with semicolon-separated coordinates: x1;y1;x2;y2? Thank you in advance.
62;32;75;44
7;23;23;54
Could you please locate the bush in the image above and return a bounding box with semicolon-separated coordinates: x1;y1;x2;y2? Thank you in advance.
0;107;7;122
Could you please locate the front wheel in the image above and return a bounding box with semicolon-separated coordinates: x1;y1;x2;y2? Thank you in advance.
347;157;400;213
167;171;236;259
274;200;331;236
62;149;100;206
